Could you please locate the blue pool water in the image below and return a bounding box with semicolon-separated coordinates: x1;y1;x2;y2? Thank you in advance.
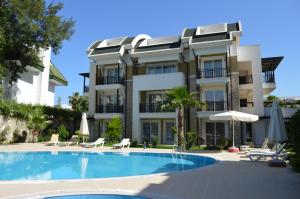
44;194;148;199
0;151;216;181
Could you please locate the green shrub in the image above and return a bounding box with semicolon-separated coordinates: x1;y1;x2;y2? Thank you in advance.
12;129;27;143
104;117;122;143
203;145;222;150
0;127;9;144
286;110;300;171
75;130;88;143
290;155;300;172
57;125;69;141
246;141;254;148
186;132;197;149
37;134;51;142
151;135;159;147
131;140;138;147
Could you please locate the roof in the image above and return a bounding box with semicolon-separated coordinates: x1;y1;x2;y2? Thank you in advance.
135;36;181;52
88;37;134;56
87;22;241;55
49;62;68;86
32;57;45;71
191;23;240;44
79;72;89;78
261;56;284;72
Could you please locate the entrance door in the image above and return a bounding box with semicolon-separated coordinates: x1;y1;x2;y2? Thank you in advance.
205;122;225;145
142;122;159;144
164;121;175;145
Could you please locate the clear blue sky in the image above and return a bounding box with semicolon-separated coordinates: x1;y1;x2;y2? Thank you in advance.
49;0;300;105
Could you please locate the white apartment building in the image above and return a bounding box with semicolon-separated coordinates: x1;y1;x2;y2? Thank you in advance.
3;48;68;106
83;21;294;146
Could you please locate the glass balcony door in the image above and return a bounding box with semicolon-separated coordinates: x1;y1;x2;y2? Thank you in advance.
164;121;175;145
206;122;225;145
142;122;159;144
204;90;226;111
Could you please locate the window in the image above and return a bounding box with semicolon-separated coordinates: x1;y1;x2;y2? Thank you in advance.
148;94;164;104
204;90;226;111
164;122;175;145
203;59;223;70
147;63;177;75
206;122;225;145
205;90;225;102
104;94;118;105
202;59;224;78
143;122;159;144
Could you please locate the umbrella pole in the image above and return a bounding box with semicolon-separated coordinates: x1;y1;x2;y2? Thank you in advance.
232;120;235;147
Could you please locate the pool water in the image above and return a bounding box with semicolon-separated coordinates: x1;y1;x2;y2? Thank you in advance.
0;151;216;181
44;194;148;199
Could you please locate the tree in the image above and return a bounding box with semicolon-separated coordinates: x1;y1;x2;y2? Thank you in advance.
267;95;278;101
162;87;205;149
56;96;62;108
0;0;75;83
68;92;88;112
27;107;52;142
104;117;122;143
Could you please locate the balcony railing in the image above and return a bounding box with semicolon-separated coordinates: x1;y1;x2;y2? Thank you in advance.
262;72;275;83
96;104;123;113
139;103;175;113
84;86;89;92
197;69;227;79
200;101;227;111
96;76;124;85
239;75;253;84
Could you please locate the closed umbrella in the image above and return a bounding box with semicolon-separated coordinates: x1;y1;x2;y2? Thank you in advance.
268;101;287;154
80;113;89;143
209;111;259;152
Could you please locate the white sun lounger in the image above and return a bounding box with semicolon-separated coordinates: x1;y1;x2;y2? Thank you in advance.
80;138;105;148
45;134;60;146
61;135;78;147
112;138;130;149
240;137;269;152
247;143;286;161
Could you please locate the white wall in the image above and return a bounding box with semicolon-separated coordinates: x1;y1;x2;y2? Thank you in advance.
237;45;264;116
3;47;59;107
132;72;185;142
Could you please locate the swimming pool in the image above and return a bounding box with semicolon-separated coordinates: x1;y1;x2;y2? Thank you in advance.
44;194;148;199
0;151;216;181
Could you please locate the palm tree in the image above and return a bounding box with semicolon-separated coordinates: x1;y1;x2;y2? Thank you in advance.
27;108;52;142
162;86;205;149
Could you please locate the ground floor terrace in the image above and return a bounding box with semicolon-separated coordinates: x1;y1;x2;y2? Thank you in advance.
0;143;299;199
91;116;270;147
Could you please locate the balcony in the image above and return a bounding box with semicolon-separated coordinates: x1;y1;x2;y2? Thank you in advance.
140;103;175;113
262;71;275;83
96;104;123;113
201;101;227;111
84;86;89;92
196;69;229;86
96;76;124;85
197;69;227;79
239;75;253;84
262;71;276;95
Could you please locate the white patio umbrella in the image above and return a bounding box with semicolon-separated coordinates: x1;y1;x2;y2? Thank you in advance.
268;101;288;154
80;113;89;143
209;111;259;151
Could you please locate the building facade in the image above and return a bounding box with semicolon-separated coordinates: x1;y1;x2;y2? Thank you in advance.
3;48;68;107
83;22;288;146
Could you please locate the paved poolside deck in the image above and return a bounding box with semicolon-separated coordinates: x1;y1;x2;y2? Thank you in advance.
0;143;299;199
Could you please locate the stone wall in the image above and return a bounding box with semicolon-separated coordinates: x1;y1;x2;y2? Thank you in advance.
0;115;30;143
